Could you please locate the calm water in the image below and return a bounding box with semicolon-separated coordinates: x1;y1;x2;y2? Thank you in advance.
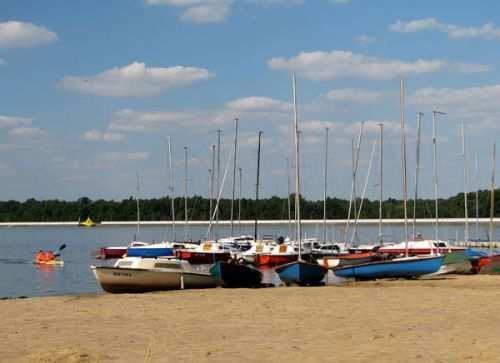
0;222;494;298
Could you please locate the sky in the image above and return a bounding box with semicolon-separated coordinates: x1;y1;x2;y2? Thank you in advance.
1;0;500;202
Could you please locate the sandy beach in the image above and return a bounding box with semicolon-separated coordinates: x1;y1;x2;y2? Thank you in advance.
1;275;500;362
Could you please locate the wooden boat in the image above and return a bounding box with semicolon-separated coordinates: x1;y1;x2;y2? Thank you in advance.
209;261;262;288
276;260;327;286
91;256;216;293
237;242;274;264
316;252;380;269
333;255;444;280
176;242;231;264
255;244;298;266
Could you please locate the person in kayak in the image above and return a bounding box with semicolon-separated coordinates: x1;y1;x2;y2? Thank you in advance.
35;250;55;263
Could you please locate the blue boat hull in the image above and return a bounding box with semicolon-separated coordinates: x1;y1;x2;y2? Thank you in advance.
334;255;444;279
275;261;327;286
127;246;174;257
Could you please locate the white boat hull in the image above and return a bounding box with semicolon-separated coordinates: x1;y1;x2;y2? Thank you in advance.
91;266;216;293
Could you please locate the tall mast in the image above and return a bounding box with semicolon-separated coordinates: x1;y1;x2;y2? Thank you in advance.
136;171;140;240
208;145;215;240
461;122;469;243
216;129;221;231
183;146;188;241
413;112;423;239
167;136;176;240
378;123;384;246
344;123;364;245
230;118;239;237
254;131;263;241
292;73;301;259
323;127;329;244
400;80;409;256
489;143;496;255
238;167;242;235
475;154;480;239
287;157;292;239
432;110;446;246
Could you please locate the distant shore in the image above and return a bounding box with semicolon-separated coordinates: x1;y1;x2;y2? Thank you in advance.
0;217;499;227
2;275;500;362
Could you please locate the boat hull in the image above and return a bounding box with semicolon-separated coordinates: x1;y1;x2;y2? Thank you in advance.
275;261;327;286
334;255;444;279
317;252;379;269
127;246;173;258
255;254;298;266
98;247;127;259
176;250;231;264
478;255;500;274
210;261;262;288
91;266;216;293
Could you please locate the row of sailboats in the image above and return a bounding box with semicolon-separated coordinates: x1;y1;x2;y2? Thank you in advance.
92;75;500;293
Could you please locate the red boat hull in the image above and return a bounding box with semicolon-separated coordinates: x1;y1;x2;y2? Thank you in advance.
256;254;298;266
98;247;127;259
175;250;231;264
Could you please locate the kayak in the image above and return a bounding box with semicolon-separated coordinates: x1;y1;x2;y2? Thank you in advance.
34;259;64;266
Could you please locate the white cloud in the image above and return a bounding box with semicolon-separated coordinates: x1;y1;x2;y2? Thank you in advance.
390;18;500;40
268;50;492;80
0;21;57;48
83;130;125;142
60;62;215;97
356;34;375;45
326;88;388;104
226;96;291;112
97;152;150;162
8;127;46;137
145;0;232;23
409;84;500;129
0;116;31;128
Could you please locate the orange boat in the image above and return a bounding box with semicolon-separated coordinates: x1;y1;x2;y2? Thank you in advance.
255;245;298;267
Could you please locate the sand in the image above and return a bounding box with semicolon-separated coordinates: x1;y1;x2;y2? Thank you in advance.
1;275;500;363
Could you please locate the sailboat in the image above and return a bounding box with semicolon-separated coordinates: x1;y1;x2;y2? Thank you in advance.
78;216;97;227
334;80;443;279
209;121;263;288
275;73;327;286
479;142;500;274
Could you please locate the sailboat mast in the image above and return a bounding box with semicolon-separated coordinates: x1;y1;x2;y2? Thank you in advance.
230;118;239;237
208;145;215;240
461;122;469;243
238;167;242;235
432;110;446;247
344;123;364;245
216;129;221;231
400;80;409;256
292;73;301;259
184;146;188;241
167;136;176;240
323;127;329;244
490;143;496;255
136;172;140;240
287;157;292;240
475;154;480;239
254;131;263;241
413;112;423;239
378;123;384;246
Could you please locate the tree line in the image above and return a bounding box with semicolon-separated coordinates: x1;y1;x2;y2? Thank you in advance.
0;189;497;222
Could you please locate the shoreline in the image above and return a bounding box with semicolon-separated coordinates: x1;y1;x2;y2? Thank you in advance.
2;275;500;362
0;217;499;227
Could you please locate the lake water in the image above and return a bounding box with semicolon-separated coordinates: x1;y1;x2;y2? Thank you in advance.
0;222;494;298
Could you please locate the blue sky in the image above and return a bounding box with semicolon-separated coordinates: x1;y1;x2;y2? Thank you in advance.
1;0;500;202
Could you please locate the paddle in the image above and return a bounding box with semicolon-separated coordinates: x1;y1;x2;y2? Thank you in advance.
53;243;66;258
